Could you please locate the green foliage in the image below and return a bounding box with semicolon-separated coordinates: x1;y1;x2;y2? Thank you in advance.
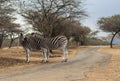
98;14;120;32
97;14;120;48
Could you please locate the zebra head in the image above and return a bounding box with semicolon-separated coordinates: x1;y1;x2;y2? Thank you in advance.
19;33;29;47
19;33;24;41
19;33;28;42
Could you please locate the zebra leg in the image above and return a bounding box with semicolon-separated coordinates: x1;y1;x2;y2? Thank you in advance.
44;52;48;63
64;47;68;62
42;48;49;63
50;50;53;54
25;48;30;63
41;51;45;63
61;47;68;62
46;50;49;62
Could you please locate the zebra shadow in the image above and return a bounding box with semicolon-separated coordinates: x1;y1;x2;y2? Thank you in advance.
0;57;48;68
0;57;26;68
49;51;62;58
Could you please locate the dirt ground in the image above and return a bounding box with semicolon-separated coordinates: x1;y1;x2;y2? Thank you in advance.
0;46;111;81
0;46;119;81
76;46;120;81
0;46;87;73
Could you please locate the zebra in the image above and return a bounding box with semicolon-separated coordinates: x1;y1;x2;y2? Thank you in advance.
19;33;68;63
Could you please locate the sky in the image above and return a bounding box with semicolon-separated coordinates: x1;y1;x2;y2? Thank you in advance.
82;0;120;37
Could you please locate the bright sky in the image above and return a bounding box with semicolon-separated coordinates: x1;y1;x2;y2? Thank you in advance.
82;0;120;37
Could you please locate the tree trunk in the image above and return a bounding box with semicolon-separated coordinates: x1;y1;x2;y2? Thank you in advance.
9;33;14;48
80;35;86;46
110;32;119;48
0;32;4;48
17;34;19;48
0;37;3;48
9;38;14;48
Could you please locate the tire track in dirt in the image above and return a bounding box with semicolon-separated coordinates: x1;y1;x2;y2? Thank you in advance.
0;47;111;81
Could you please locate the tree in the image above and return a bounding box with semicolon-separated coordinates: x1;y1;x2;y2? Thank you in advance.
71;24;91;46
88;30;99;39
7;24;22;48
18;0;87;37
97;14;120;48
0;0;22;48
78;26;91;45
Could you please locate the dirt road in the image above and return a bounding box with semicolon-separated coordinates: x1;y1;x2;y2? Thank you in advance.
0;47;111;81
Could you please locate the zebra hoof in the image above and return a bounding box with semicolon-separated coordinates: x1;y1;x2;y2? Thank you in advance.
26;61;30;64
61;59;67;63
64;59;68;62
61;60;64;63
46;60;49;63
41;60;49;63
26;60;30;63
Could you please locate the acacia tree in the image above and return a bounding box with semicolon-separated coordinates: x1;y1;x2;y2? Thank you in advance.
18;0;87;37
97;14;120;48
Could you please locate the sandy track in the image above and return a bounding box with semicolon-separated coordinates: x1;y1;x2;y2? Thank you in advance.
0;47;111;81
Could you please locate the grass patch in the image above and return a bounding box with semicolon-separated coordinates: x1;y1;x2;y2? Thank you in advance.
0;57;26;68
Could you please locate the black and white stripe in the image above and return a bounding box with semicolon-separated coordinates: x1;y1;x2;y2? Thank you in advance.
19;33;68;63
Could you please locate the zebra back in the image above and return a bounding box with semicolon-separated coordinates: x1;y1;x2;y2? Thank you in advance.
30;33;68;50
47;35;68;50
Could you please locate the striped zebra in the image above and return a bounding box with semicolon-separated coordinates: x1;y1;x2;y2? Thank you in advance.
19;33;68;63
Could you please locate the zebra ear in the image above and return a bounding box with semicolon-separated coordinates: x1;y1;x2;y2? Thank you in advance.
19;33;25;41
31;33;35;35
31;33;36;37
24;37;28;41
20;33;23;36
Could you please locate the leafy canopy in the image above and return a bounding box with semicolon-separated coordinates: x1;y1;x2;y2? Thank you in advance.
97;14;120;32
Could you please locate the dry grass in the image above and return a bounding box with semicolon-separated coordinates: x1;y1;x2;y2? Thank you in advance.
0;46;87;73
75;45;120;81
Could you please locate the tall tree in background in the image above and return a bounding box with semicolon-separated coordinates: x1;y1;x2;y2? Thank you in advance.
18;0;87;37
97;14;120;48
0;0;22;48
